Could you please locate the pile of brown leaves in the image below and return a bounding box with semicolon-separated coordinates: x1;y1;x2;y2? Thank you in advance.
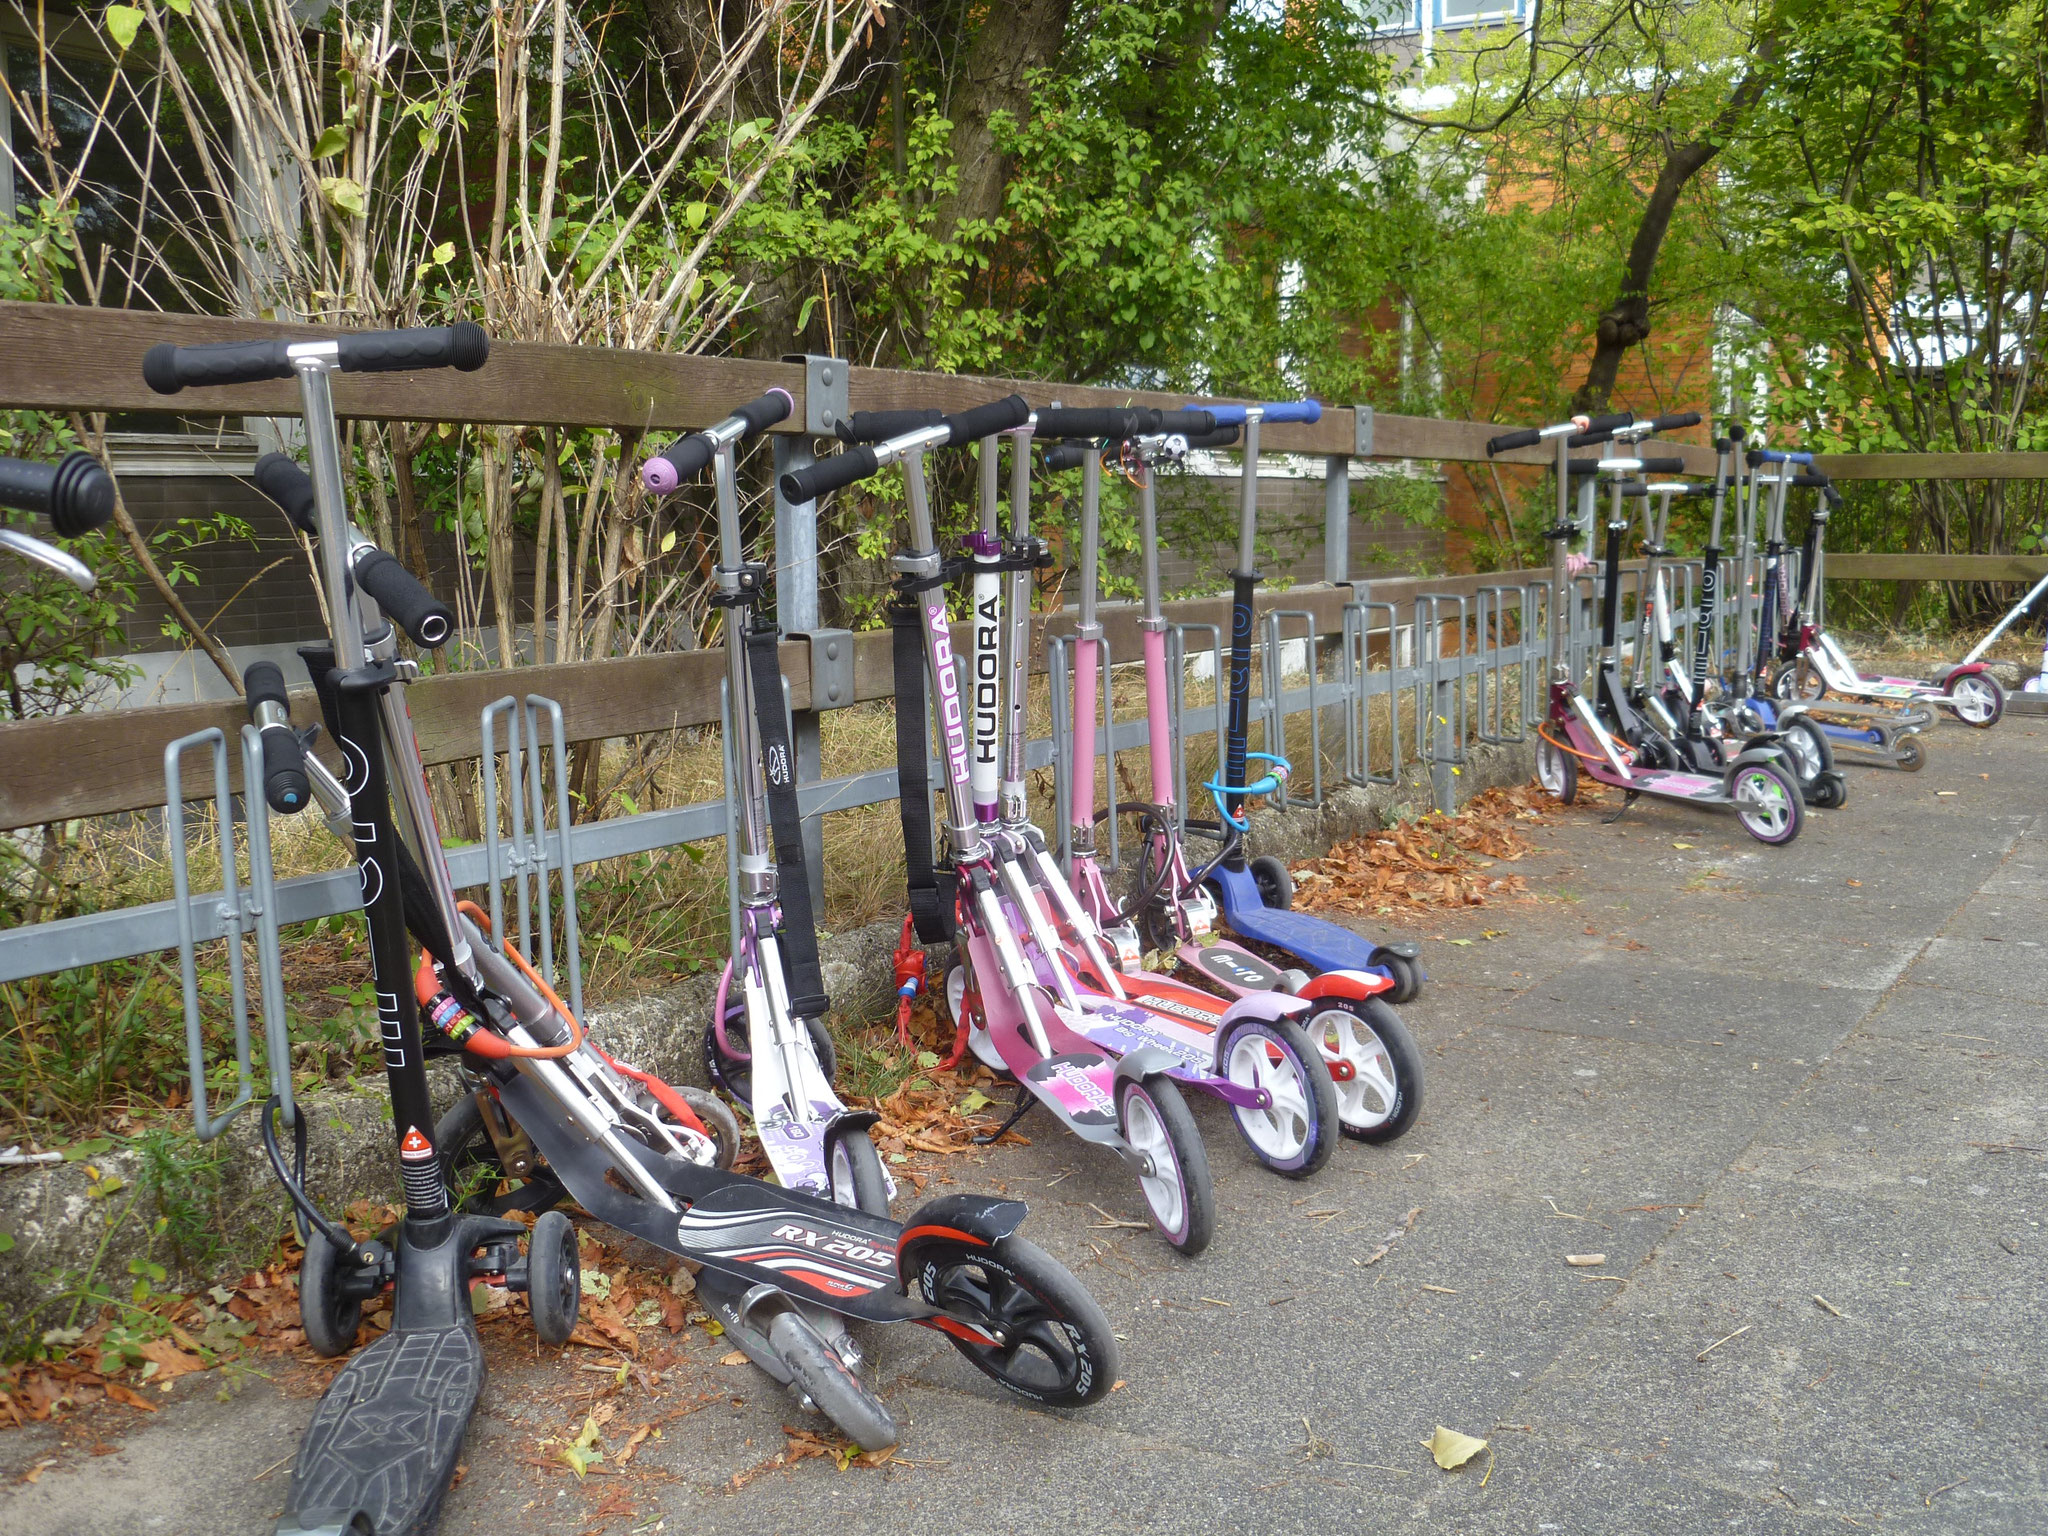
1292;784;1552;918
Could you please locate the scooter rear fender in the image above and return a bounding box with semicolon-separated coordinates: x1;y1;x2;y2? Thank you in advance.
1294;969;1395;1002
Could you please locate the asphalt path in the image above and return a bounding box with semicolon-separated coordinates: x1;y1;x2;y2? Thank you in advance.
6;716;2045;1534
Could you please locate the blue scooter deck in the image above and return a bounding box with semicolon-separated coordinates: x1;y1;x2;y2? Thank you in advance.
1208;862;1409;976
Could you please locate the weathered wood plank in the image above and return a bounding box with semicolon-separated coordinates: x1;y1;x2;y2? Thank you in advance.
0;569;1551;830
0;301;805;433
1822;553;2048;582
1817;453;2048;482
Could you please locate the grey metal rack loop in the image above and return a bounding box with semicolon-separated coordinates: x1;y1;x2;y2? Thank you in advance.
480;694;584;1019
1259;609;1325;810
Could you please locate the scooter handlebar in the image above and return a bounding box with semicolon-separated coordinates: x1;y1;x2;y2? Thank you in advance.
1645;411;1702;433
641;389;794;492
941;394;1032;444
1486;427;1541;455
242;660;310;814
0;451;115;536
836;407;944;444
1185;425;1242;449
144;323;489;393
252;452;320;537
1043;442;1090;471
1746;448;1814;466
1034;407;1154;441
354;550;454;649
1199;400;1322;427
779;444;879;503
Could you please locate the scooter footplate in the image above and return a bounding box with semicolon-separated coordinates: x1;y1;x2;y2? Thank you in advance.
281;1323;483;1536
1023;1052;1123;1130
1213;867;1400;975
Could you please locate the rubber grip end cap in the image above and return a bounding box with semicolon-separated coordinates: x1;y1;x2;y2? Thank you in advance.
142;343;184;396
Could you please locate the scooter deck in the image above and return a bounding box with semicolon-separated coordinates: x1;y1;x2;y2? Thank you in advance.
282;1315;483;1535
1584;762;1731;801
496;1075;931;1323
1177;940;1290;999
1209;863;1405;974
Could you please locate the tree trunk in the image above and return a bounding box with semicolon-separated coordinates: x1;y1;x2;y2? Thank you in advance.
1573;35;1778;413
936;0;1072;238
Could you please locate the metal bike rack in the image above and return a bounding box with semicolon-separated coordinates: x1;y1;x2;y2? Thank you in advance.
165;729;259;1140
1416;593;1472;810
1474;583;1531;744
1260;608;1325;810
1171;621;1228;834
1341;598;1402;787
480;694;583;1019
1047;632;1121;873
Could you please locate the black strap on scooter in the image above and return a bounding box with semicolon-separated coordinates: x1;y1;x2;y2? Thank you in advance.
891;591;957;944
744;620;830;1019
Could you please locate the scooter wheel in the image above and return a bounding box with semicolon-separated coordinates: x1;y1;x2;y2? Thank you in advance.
1307;995;1425;1143
705;1005;839;1110
916;1233;1122;1407
825;1124;893;1217
1895;736;1927;773
675;1085;741;1170
1249;855;1295;910
436;1091;567;1217
1730;760;1804;846
300;1225;364;1359
1809;769;1849;810
1374;950;1422;1004
1219;1016;1338;1179
1536;736;1578;805
1781;715;1834;783
1773;663;1825;702
526;1209;580;1347
1116;1075;1215;1256
767;1310;898;1453
1945;671;2005;728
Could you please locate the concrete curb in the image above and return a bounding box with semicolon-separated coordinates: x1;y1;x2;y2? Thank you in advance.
0;737;1533;1342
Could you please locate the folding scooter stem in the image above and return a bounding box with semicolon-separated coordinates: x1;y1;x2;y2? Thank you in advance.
1687;429;1742;725
1000;422;1035;824
1069;447;1107;863
970;436;1005;831
1222;409;1264;841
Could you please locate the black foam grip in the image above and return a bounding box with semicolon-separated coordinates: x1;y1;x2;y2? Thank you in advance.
780;444;879;502
942;394;1031;445
1637;456;1686;474
1648;411;1702;433
1486;427;1541;455
655;434;715;482
336;322;489;375
1044;443;1089;471
244;661;308;813
1566;460;1602;476
353;550;452;648
1035;407;1155;441
1566;427;1618;449
144;339;296;394
1791;472;1830;488
0;452;114;535
1585;411;1634;435
1156;410;1216;434
837;408;943;444
733;390;794;435
1185;425;1241;449
252;453;319;536
1617;483;1651;498
243;659;291;715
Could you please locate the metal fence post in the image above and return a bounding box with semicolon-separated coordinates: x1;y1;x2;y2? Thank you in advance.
775;353;848;919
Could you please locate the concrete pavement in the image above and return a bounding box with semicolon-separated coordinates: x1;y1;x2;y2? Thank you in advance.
6;718;2045;1534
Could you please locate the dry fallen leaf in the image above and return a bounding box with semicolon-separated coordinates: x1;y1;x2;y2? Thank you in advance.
1425;1425;1489;1470
1565;1253;1607;1267
719;1349;749;1367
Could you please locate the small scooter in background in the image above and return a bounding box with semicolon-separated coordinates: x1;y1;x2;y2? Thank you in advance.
1764;457;2005;727
1494;412;1807;846
642;398;895;1216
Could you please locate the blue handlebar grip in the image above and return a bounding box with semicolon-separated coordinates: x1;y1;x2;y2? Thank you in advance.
1186;402;1322;427
1260;401;1322;425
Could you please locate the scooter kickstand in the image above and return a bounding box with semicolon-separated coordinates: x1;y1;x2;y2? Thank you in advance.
1601;790;1640;826
972;1087;1039;1146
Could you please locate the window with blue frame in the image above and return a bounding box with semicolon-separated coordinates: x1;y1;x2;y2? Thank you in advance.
1368;0;1529;32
